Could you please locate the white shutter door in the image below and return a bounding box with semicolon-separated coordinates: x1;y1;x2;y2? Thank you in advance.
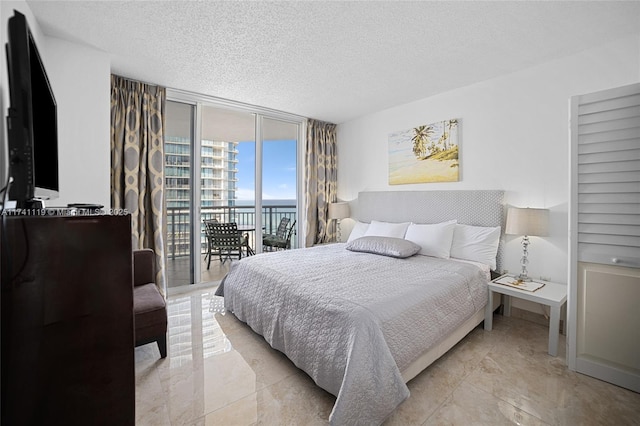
569;82;640;393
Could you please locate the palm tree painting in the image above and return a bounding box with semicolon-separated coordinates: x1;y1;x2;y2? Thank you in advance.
389;118;459;184
411;125;433;160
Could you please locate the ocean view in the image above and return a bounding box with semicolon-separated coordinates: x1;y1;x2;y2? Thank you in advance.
226;199;297;232
235;199;296;207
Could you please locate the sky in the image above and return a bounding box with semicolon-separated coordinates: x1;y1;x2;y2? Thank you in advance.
235;139;297;201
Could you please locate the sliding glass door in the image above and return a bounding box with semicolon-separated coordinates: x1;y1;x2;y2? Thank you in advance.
261;117;299;249
164;94;303;290
199;106;256;284
164;101;195;288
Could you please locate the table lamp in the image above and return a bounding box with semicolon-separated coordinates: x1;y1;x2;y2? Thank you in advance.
505;207;549;281
329;202;350;242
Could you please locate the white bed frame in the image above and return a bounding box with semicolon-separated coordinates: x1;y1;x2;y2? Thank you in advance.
352;190;505;383
401;300;499;382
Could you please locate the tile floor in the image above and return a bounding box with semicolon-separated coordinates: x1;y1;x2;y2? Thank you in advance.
165;256;230;289
134;287;640;425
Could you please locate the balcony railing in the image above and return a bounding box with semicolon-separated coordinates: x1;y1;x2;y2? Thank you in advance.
167;204;298;259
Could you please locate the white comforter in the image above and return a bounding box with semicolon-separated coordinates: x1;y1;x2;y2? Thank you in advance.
217;243;488;425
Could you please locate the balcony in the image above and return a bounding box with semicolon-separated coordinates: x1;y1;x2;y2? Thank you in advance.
166;204;297;288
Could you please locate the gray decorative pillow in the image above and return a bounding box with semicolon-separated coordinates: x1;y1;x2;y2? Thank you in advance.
346;236;421;259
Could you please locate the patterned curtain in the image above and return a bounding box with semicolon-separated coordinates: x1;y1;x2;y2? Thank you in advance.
110;74;167;294
304;119;338;246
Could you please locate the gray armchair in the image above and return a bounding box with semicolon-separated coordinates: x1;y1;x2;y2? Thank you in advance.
133;249;167;358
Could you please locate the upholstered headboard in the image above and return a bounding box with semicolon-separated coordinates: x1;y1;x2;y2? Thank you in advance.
352;190;505;272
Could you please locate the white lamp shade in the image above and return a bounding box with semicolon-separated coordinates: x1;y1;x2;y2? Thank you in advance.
505;207;549;237
328;202;350;220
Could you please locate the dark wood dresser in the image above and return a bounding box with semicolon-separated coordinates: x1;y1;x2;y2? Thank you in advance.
1;214;134;425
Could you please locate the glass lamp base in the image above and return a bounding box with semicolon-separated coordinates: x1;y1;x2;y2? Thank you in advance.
518;235;532;282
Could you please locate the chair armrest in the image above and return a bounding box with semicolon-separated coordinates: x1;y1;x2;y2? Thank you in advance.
133;248;156;287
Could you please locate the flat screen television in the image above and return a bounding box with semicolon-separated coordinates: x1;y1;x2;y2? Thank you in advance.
5;10;59;208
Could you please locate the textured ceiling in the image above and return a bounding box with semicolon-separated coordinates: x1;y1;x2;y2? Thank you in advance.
26;1;640;124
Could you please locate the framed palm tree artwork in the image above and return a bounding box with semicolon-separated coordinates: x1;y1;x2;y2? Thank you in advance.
388;118;459;184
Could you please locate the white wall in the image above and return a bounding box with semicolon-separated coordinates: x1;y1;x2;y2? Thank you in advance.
337;34;640;292
44;37;111;208
1;1;111;208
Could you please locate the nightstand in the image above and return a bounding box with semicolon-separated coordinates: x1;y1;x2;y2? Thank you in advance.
484;274;567;356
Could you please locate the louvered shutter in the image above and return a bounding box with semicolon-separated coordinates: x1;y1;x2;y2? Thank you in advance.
575;84;640;268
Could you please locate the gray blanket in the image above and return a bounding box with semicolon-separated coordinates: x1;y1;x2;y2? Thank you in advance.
217;244;488;425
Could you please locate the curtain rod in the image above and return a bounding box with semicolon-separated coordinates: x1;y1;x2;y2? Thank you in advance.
111;73;164;89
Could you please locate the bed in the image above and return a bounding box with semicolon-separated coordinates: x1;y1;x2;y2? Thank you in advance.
216;190;504;425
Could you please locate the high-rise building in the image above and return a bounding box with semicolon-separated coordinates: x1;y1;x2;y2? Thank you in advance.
164;137;238;208
200;139;239;207
164;136;239;257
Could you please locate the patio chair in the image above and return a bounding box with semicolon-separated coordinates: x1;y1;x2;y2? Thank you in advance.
240;231;253;256
209;222;244;264
263;219;296;251
203;219;219;269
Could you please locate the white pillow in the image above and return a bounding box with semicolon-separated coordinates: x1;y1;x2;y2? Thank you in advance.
364;220;410;239
450;224;501;270
404;220;457;258
347;221;370;243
